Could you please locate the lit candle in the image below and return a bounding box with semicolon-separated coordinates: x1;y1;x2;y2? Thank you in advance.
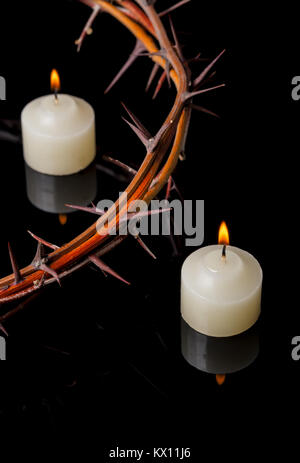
181;222;263;337
21;69;96;176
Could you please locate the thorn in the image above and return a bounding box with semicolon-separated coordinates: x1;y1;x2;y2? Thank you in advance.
167;229;179;256
152;70;167;99
0;323;8;337
126;207;172;221
135;236;157;259
196;70;217;89
122;117;151;148
40;344;70;356
143;49;171;88
89;255;130;285
121;102;152;139
0;291;41;323
102;155;138;176
165;176;173;200
8;242;22;285
164;58;171;87
31;242;43;267
159;0;191;17
95;163;129;182
75;4;102;52
190;104;220;118
187;52;202;64
193;49;226;89
137;0;157;6
104;40;145;94
65;204;104;215
146;63;160;92
169;16;184;61
27;230;60;250
170;177;184;202
184;83;225;101
39;263;61;287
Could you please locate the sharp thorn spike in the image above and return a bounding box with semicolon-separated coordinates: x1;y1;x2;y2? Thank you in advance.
27;230;60;250
39;263;61;287
169;16;184;61
165;62;171;88
141;48;171;88
65;204;104;215
135;236;157;260
122;117;150;147
8;242;22;285
187;52;202;64
89;255;130;285
190;104;220;118
126;207;172;221
184;84;225;101
121;102;152;139
179;151;186;161
75;4;102;52
152;71;167;99
165;176;172;200
103;155;138;176
197;70;217;89
159;0;191;17
104;40;145;94
146;63;160;92
193;49;226;89
0;323;8;337
31;242;43;267
171;178;184;202
95;163;129;182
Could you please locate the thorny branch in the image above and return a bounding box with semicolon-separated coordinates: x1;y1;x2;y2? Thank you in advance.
0;0;225;319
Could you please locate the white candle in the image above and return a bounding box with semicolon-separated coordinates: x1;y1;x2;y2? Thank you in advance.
21;70;96;176
181;224;263;337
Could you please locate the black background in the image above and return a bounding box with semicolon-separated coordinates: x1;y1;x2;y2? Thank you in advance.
0;0;299;456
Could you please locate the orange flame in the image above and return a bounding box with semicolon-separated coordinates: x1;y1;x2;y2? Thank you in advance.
50;69;60;92
216;374;226;386
218;221;229;246
59;214;67;226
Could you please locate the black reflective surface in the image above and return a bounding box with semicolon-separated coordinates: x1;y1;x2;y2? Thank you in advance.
25;163;97;214
181;318;259;374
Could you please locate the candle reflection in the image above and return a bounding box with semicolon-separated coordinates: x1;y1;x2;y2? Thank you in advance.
181;317;259;375
25;162;97;214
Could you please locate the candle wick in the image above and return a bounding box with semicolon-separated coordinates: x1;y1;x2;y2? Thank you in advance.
221;244;227;261
54;89;58;104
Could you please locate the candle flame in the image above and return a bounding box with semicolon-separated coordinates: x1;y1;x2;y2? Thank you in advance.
218;221;229;246
59;214;67;226
50;69;61;92
216;374;226;386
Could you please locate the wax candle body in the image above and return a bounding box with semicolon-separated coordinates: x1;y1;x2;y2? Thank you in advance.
21;94;96;175
181;245;263;337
